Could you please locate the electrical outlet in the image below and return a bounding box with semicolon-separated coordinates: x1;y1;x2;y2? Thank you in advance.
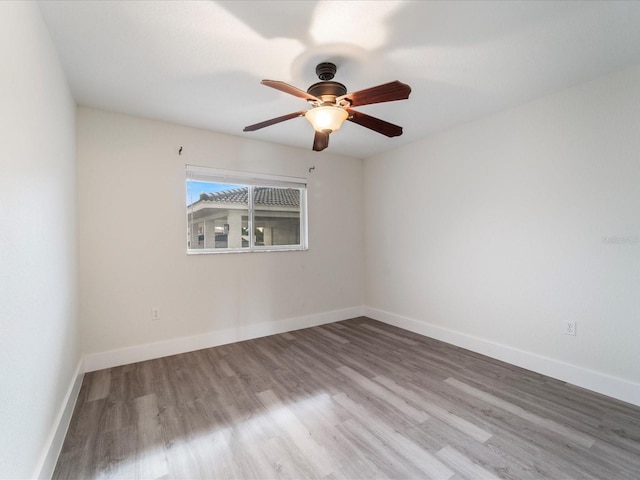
152;307;160;321
564;320;576;336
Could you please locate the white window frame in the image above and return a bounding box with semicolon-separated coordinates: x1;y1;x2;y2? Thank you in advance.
186;165;308;254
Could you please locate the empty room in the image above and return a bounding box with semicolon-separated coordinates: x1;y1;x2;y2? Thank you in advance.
2;1;640;479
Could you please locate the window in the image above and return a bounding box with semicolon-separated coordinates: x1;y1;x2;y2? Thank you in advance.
186;165;308;253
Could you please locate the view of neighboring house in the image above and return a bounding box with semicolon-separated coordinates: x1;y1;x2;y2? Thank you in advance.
187;186;301;249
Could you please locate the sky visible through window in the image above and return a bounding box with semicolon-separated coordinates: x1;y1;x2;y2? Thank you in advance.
187;181;240;205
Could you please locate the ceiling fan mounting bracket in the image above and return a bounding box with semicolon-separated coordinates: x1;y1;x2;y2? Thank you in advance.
315;62;337;81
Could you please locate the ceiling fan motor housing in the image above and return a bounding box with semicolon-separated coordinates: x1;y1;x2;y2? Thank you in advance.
307;81;347;103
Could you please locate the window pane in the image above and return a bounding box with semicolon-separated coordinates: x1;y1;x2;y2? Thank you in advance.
253;187;301;246
186;166;307;253
187;181;249;250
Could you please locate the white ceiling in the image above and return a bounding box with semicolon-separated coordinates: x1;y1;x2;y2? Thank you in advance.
39;0;640;159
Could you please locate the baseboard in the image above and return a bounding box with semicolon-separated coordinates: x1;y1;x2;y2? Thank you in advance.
84;306;365;372
33;358;84;479
365;307;640;407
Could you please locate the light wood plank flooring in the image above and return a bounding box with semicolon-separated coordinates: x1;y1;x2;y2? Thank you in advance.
54;317;640;479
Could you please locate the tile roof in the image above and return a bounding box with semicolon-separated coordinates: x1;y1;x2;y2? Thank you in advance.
198;187;299;207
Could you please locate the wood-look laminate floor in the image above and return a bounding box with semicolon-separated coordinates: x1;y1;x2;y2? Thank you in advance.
54;317;640;479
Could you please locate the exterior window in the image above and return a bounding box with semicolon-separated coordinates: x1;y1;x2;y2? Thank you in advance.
186;166;307;253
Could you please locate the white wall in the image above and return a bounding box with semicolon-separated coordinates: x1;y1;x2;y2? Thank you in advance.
77;108;364;366
0;3;80;479
364;66;640;404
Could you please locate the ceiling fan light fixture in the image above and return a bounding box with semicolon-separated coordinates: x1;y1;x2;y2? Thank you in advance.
305;106;348;132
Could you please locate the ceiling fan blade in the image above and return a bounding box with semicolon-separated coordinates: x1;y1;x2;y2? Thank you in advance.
346;109;403;137
312;130;330;152
337;80;411;107
243;110;307;132
261;80;320;102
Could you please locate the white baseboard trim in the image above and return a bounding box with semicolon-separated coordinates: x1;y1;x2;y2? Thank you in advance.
365;307;640;407
33;358;85;479
84;306;365;372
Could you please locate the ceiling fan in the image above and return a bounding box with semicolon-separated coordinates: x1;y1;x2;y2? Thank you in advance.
243;62;412;152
